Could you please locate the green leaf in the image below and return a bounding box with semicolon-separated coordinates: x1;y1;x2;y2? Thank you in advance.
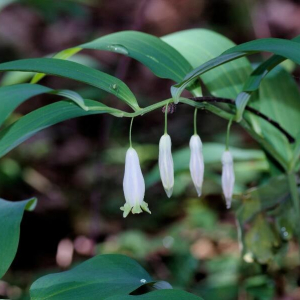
50;89;88;111
162;29;252;99
106;290;202;300
33;31;192;84
0;197;37;279
235;35;300;121
0;84;90;127
0;99;122;158
223;38;300;64
172;37;300;103
30;254;153;300
0;58;139;110
171;52;246;103
80;31;192;82
31;48;81;84
246;66;300;163
0;84;52;127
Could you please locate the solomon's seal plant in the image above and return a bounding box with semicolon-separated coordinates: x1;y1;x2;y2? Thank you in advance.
1;27;300;299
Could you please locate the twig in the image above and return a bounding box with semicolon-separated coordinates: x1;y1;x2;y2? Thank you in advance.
163;96;295;143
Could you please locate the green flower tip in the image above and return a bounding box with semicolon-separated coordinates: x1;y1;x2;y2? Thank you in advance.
120;201;151;218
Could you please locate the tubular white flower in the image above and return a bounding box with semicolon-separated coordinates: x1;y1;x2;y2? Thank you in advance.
159;134;174;198
121;147;150;218
221;150;235;209
189;134;204;197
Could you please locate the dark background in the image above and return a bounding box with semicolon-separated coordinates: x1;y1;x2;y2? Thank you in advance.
0;0;300;299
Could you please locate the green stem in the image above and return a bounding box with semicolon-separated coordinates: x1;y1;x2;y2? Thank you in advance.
194;108;198;135
226;117;233;150
164;101;169;134
129;117;134;148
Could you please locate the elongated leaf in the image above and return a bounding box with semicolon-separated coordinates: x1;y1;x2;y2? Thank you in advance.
31;48;81;84
81;31;192;82
106;290;202;300
0;197;37;278
33;31;192;85
172;37;300;103
171;52;246;103
223;38;300;63
0;58;139;110
162;29;252;99
30;254;153;300
235;35;300;120
50;89;88;110
0;84;52;127
0;84;89;127
2;51;98;86
0;99;122;158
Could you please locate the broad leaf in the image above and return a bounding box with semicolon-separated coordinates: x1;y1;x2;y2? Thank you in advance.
162;29;252;99
0;58;139;110
30;254;153;300
0;197;37;278
0;99;122;158
106;290;202;299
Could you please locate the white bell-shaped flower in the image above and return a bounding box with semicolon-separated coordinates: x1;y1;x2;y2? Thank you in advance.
221;150;235;209
159;134;174;198
121;147;151;218
189;134;204;197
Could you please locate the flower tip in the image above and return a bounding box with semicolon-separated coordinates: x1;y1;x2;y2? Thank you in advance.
120;204;131;218
196;187;202;197
141;201;151;214
132;204;143;214
225;198;231;209
165;188;173;198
